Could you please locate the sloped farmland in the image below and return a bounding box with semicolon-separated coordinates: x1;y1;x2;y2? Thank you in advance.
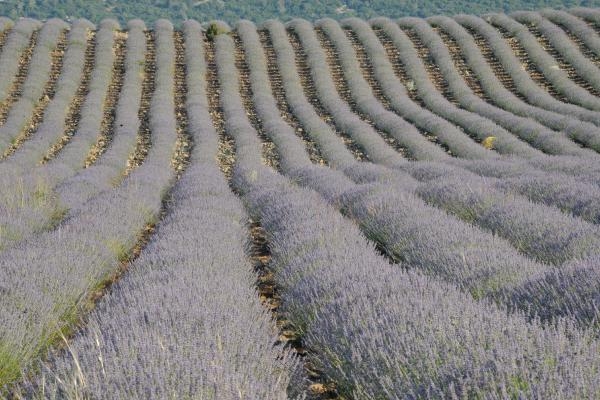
2;7;600;400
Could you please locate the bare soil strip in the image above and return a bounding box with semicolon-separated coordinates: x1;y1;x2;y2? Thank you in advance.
172;30;191;177
287;28;367;161
433;27;490;100
373;27;456;149
43;30;97;162
525;23;600;97
3;29;68;158
492;23;566;100
462;26;529;102
123;30;154;176
0;29;38;125
232;32;280;171
258;29;327;166
84;31;127;167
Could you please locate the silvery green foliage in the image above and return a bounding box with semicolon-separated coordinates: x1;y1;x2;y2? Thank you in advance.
512;11;600;93
372;17;538;158
412;15;592;156
0;19;177;387
0;18;40;103
429;15;600;155
0;18;68;153
314;18;453;162
286;18;408;169
341;16;492;160
454;14;600;129
39;21;300;399
484;13;600;111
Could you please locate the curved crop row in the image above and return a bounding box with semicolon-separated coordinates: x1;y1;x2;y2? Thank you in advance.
216;29;600;400
430;15;600;155
34;20;299;399
287;18;408;169
0;19;67;154
239;18;600;335
0;21;143;253
485;13;600;111
0;18;39;110
377;17;541;157
455;14;600;130
0;19;178;387
4;19;95;168
343;17;500;160
512;11;600;95
417;16;593;156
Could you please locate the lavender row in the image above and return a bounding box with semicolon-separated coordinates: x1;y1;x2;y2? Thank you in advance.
406;16;590;156
37;20;299;399
485;13;600;111
0;19;67;153
4;18;95;169
239;19;600;336
429;15;600;155
340;17;495;160
454;14;600;129
371;18;538;157
286;18;408;169
221;29;600;398
0;18;39;104
512;11;600;95
274;18;600;258
313;18;454;162
0;19;177;387
54;20;146;211
543;9;600;59
0;21;143;252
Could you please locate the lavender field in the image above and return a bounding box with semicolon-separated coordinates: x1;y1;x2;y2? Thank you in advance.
2;7;600;400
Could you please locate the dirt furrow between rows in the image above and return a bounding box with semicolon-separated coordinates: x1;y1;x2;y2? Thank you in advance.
42;30;97;162
258;29;327;166
287;28;366;161
493;23;566;100
84;31;127;166
0;29;38;125
122;30;154;177
3;29;68;158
